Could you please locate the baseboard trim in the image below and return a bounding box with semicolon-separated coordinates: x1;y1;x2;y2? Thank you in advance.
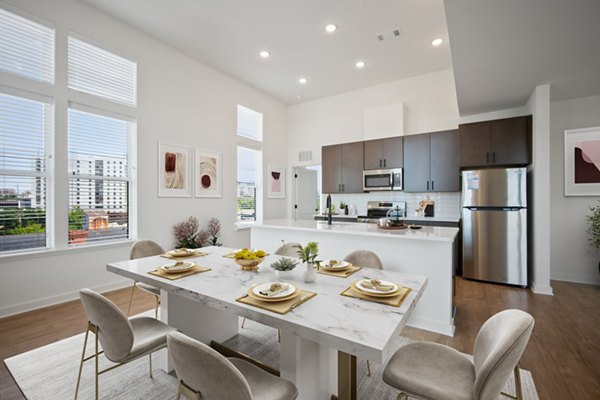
551;273;600;286
531;282;554;296
0;279;131;319
406;315;455;337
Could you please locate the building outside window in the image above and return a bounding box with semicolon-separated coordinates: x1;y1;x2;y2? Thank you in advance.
236;105;263;225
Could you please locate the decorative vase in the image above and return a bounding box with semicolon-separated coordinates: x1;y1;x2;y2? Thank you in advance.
303;262;317;283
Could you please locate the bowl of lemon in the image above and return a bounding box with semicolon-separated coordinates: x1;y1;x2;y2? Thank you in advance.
234;248;267;271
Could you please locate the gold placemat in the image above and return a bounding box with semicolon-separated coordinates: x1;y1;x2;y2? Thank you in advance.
317;263;362;278
236;290;316;315
340;285;411;307
148;264;211;280
160;251;208;260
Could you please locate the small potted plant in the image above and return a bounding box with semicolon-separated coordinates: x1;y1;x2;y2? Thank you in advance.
340;201;348;215
270;257;299;279
295;242;320;283
586;202;600;270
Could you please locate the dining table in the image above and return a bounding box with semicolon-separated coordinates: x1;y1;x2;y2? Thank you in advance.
106;246;428;400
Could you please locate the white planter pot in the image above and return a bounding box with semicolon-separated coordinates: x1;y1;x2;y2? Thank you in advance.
303;262;317;283
275;269;295;280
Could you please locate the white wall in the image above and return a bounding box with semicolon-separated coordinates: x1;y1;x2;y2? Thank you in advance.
550;95;600;285
0;0;288;317
287;69;460;167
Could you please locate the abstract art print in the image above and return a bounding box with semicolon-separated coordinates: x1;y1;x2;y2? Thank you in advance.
565;126;600;196
267;165;285;199
195;148;222;198
158;142;191;197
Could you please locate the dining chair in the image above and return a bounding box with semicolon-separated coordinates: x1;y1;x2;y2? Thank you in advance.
75;288;176;400
343;249;383;376
127;240;165;318
383;309;535;400
167;331;298;400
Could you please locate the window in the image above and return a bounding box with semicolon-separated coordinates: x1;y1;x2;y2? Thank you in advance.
0;7;54;84
0;92;52;252
68;35;137;106
236;105;263;141
236;104;263;225
236;146;261;223
68;107;132;244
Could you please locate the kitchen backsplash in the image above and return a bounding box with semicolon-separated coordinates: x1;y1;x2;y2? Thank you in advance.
323;192;461;218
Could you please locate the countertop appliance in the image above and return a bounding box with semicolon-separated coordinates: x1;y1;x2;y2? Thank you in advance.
462;167;527;286
363;168;402;191
357;201;406;223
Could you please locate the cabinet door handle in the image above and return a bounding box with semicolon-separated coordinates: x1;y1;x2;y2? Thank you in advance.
427;181;430;190
486;152;490;163
383;159;387;168
342;184;345;192
338;184;341;191
492;152;496;163
432;181;435;191
379;159;382;168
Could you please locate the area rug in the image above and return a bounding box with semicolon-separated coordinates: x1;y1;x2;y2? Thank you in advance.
5;319;538;399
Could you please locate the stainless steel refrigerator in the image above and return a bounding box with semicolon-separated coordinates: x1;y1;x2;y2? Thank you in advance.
462;167;528;286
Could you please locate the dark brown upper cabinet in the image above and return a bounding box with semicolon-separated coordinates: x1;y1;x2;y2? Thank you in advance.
459;116;532;168
321;141;364;193
403;130;460;192
364;136;403;170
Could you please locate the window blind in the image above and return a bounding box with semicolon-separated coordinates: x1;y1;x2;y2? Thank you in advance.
0;7;54;84
68;107;131;244
0;92;50;252
237;105;263;141
68;35;137;106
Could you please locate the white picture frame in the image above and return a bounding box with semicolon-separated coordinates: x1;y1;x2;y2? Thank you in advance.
267;165;285;199
158;142;192;197
565;126;600;196
195;148;222;198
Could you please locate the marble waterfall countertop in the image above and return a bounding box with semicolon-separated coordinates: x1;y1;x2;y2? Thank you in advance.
257;219;459;242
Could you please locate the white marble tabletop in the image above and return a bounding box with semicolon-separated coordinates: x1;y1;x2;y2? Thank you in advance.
256;219;459;242
107;246;427;364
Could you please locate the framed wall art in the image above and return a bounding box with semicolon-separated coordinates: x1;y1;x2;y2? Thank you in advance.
195;148;222;198
565;126;600;196
267;165;285;199
158;142;191;197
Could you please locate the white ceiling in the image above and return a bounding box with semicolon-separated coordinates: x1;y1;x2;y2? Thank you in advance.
445;0;600;116
79;0;452;105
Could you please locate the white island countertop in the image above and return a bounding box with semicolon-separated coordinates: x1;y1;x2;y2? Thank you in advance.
257;219;459;242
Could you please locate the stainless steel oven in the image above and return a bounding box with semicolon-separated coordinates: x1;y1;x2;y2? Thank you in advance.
363;168;403;191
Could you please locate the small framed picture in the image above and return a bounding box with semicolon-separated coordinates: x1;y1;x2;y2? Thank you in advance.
195;148;222;198
565;126;600;196
158;142;192;197
267;165;285;199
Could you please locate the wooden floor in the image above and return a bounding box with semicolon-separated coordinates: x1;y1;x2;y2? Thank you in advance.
1;279;599;400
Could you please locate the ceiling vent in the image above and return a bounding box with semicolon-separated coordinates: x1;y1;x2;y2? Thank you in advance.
377;29;401;42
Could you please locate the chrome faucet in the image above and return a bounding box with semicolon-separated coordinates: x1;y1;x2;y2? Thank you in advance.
326;194;332;225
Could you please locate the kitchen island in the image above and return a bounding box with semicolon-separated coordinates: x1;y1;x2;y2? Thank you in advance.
251;219;459;336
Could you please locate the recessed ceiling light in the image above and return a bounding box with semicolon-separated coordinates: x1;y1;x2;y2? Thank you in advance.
298;77;308;85
431;38;443;47
259;50;271;58
355;60;366;69
325;24;337;33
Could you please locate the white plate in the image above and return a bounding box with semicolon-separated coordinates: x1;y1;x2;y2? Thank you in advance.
355;279;398;294
169;248;195;257
161;261;194;274
321;260;350;271
253;282;296;299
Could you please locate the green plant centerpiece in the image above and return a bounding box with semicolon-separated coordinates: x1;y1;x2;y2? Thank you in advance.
270;257;299;271
295;242;320;283
586;203;600;274
339;201;348;215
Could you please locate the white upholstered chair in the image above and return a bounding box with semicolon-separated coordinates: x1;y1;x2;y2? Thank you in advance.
127;240;165;318
383;309;535;400
343;249;383;376
75;288;176;400
274;242;300;257
167;331;298;400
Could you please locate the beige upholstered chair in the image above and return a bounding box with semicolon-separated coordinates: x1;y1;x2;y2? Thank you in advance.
274;242;300;257
127;240;165;318
343;249;383;376
383;309;535;400
75;289;176;400
167;331;298;400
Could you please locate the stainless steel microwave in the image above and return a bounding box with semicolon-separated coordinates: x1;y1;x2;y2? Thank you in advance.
363;168;403;191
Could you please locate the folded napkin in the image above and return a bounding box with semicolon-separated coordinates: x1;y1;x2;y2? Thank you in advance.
259;283;289;297
360;279;395;292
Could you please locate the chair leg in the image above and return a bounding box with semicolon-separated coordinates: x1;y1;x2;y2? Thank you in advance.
148;353;153;378
127;281;137;316
154;295;160;319
514;364;523;400
95;327;99;400
241;317;246;328
397;393;408;400
366;360;372;377
175;385;181;400
74;327;90;400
